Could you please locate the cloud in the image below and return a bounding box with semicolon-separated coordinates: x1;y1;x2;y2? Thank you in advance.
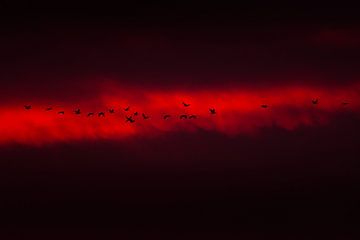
312;28;360;47
0;82;359;145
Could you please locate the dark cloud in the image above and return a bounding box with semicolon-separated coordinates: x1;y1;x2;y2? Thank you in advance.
1;6;360;97
0;112;359;236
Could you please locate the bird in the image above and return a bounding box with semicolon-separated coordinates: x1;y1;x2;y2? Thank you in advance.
163;114;171;120
125;116;135;123
124;106;130;111
74;109;81;114
189;115;197;119
133;112;139;116
260;104;268;108
312;98;319;105
87;112;94;117
24;105;32;110
342;101;350;106
108;108;115;114
209;108;216;114
182;102;190;107
142;113;150;119
180;114;188;119
45;107;53;111
58;111;65;115
98;112;105;117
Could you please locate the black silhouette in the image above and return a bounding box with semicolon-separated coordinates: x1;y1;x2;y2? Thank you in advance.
133;112;138;116
74;109;81;115
342;101;349;106
45;107;53;111
87;112;94;117
24;105;32;110
180;114;188;119
58;111;65;115
98;112;105;117
124;106;130;111
125;116;135;123
312;99;319;105
182;102;190;107
109;108;115;114
142;113;150;119
163;114;171;120
209;108;216;114
261;104;268;108
189;115;197;119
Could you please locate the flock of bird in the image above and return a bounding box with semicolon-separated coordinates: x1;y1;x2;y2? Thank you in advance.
23;101;217;123
23;98;350;123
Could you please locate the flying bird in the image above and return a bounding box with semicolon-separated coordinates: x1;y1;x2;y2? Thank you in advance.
45;107;53;111
180;114;188;119
260;104;268;108
58;111;65;115
163;114;171;120
98;112;105;117
87;112;94;117
189;115;197;119
125;116;135;123
108;108;115;114
209;108;216;114
133;112;139;116
182;102;190;107
124;106;130;111
74;109;81;115
312;98;319;105
342;101;350;106
142;113;150;119
24;105;32;110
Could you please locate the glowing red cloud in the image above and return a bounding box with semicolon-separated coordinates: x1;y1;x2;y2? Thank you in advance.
0;83;359;145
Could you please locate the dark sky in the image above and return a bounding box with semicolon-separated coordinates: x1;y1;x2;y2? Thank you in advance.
1;3;360;239
1;4;360;90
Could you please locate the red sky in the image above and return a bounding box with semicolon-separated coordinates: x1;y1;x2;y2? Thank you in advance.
1;5;360;238
1;81;359;145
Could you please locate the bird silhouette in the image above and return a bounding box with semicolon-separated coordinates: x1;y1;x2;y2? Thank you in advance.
125;116;135;123
108;108;115;114
342;101;350;106
182;102;190;107
209;108;216;114
163;114;171;120
142;113;150;119
180;114;188;119
87;112;94;117
58;111;65;115
312;99;319;105
261;104;268;108
133;112;139;116
124;106;130;111
45;107;53;111
98;112;105;117
74;109;81;115
24;105;32;110
189;114;197;119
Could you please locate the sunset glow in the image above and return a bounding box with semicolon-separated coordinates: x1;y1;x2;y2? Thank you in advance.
1;82;359;145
